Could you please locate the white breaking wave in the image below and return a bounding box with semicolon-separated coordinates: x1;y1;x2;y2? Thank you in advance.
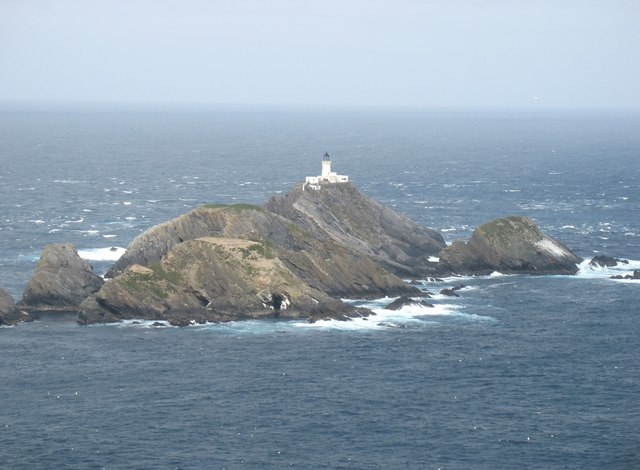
576;258;640;281
294;296;495;331
109;294;494;333
78;247;126;261
116;320;174;328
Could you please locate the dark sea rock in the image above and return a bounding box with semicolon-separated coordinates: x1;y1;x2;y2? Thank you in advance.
0;287;32;326
438;216;582;275
610;270;640;280
589;255;629;268
385;296;434;310
20;243;104;311
439;288;459;297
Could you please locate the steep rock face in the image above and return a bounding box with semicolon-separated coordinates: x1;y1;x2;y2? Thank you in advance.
105;204;273;277
21;243;104;310
80;237;370;325
265;183;447;277
0;288;32;326
439;216;582;275
106;204;418;299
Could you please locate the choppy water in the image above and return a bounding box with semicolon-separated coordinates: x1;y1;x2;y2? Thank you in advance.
1;106;639;468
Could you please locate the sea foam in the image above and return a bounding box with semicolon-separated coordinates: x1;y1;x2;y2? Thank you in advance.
77;247;126;261
576;258;640;280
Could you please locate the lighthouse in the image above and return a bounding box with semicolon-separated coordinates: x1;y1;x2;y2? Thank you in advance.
321;152;332;177
305;152;349;190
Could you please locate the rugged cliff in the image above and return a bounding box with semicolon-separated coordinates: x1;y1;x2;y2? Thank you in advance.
105;202;418;299
265;182;446;277
79;237;371;326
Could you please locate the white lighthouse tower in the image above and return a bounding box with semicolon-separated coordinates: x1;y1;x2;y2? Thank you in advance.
305;152;349;190
321;152;333;178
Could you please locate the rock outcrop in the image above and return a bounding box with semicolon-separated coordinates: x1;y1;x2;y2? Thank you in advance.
265;182;446;277
79;237;371;325
20;243;104;311
0;288;32;326
105;203;419;299
438;216;582;275
16;185;588;327
610;270;640;281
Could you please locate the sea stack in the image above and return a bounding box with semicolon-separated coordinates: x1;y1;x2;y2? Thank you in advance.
438;216;582;275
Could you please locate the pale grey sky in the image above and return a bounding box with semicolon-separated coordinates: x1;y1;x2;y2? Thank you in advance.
1;0;639;109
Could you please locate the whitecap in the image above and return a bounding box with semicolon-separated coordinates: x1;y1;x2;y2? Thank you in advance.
428;256;440;263
116;320;174;328
576;258;640;281
77;247;126;261
102;234;117;238
295;298;491;331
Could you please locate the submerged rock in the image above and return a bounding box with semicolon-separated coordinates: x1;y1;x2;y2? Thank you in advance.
384;296;434;310
20;243;104;311
439;288;459;297
610;270;640;280
438;216;582;275
589;255;629;268
0;287;32;326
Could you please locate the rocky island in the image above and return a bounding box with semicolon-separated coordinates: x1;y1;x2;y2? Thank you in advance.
5;155;587;327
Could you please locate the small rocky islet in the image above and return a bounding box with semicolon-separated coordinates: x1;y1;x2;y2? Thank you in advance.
3;157;617;327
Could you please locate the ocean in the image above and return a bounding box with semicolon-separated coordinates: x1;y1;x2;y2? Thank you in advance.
1;105;639;468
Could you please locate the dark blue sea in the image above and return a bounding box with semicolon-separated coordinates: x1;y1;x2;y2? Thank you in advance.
1;105;639;469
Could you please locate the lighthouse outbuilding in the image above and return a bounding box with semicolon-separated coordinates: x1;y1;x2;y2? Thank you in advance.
305;152;349;190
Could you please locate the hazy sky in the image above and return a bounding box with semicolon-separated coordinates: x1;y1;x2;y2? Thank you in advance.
2;0;639;109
